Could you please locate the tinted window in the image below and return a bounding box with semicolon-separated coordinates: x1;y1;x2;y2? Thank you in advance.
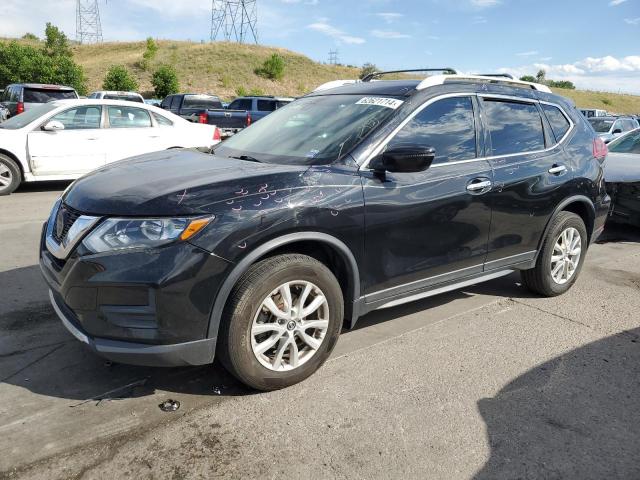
257;100;276;112
152;112;173;126
161;96;172;109
276;100;292;109
170;95;181;110
608;130;640;154
541;104;571;142
388;96;477;164
229;99;253;111
484;100;545;156
51;106;101;129
589;118;614;133
103;94;144;103
23;88;76;103
107;106;152;128
182;95;222;110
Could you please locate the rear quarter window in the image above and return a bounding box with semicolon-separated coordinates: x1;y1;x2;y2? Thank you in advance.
541;104;572;143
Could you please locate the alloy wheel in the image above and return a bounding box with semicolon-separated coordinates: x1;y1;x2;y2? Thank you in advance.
251;280;329;372
0;163;13;189
550;227;582;285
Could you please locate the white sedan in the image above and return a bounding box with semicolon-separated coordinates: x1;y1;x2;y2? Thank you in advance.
0;99;221;195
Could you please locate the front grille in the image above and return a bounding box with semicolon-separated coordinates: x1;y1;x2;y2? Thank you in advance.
52;203;83;244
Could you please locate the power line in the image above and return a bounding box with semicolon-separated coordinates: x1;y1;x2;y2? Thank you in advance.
210;0;258;44
76;0;103;44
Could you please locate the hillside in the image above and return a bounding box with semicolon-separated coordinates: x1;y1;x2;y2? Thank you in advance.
2;38;640;111
72;40;359;100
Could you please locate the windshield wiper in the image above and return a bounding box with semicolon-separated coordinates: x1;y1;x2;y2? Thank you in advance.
229;155;262;163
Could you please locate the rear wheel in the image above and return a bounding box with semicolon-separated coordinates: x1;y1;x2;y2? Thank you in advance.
521;211;587;296
0;154;21;196
218;254;344;391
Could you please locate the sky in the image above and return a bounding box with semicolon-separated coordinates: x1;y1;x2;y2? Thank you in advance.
1;0;639;93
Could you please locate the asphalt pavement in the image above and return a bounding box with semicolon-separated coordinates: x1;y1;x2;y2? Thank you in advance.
1;181;640;479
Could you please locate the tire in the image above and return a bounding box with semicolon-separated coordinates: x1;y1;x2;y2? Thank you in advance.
0;154;21;196
218;254;344;391
521;211;588;297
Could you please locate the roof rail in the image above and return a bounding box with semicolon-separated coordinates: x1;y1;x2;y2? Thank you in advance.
313;79;360;92
473;73;515;79
362;68;457;82
416;74;552;93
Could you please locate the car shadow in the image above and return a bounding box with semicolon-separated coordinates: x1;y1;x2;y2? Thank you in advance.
13;180;72;194
474;327;640;479
597;221;640;244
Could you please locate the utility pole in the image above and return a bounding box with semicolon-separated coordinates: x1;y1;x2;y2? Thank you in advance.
210;0;258;44
76;0;103;44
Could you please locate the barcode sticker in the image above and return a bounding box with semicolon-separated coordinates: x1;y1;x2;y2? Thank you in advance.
356;97;404;109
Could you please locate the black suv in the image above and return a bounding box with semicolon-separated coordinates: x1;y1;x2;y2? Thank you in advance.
40;71;610;391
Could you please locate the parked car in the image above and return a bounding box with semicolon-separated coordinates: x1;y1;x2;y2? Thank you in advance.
0;103;8;123
0;99;221;195
88;91;144;103
588;116;639;143
579;108;608;118
1;83;78;117
40;72;609;391
160;93;247;136
205;96;295;137
604;128;640;226
144;99;162;107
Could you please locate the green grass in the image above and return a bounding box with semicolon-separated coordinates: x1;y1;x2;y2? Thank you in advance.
551;87;640;115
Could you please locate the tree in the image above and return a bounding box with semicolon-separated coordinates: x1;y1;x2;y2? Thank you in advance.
152;65;179;98
140;37;158;70
519;75;536;82
21;33;39;41
255;53;285;80
547;80;576;90
359;63;378;80
44;22;71;58
102;65;139;91
535;69;546;83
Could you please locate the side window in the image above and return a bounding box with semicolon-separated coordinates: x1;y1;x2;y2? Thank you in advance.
541;104;571;143
229;99;253;111
152;112;173;126
170;96;181;110
108;106;152;128
50;106;102;130
483;99;545;156
612;120;623;133
161;96;172;109
257;100;276;112
388;96;477;165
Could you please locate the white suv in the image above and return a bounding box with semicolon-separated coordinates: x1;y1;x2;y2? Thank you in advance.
87;91;144;103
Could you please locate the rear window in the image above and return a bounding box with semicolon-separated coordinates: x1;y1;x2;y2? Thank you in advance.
483;99;545;156
229;99;253;111
257;100;275;112
183;95;222;110
103;94;143;103
589;118;614;133
23;88;77;103
541;104;571;142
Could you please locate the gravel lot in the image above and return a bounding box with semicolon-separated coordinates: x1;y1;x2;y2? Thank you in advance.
1;182;640;479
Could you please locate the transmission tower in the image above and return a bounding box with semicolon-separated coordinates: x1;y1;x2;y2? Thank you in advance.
76;0;103;44
328;49;339;65
210;0;258;44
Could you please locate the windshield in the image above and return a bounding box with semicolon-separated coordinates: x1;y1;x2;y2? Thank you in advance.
608;130;640;154
0;103;59;129
214;94;403;165
183;95;222;110
24;88;76;103
589;118;614;133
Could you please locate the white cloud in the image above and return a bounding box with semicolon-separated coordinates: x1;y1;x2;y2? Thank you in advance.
307;22;365;44
371;30;411;39
609;0;628;5
499;55;640;94
517;50;539;57
375;12;404;23
625;17;640;25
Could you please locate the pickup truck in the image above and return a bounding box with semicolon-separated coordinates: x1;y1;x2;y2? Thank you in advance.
197;96;295;137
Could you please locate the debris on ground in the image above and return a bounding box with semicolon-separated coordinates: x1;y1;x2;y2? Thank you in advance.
158;399;181;412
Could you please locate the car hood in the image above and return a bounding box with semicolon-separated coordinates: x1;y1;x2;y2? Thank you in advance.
63;149;309;216
604;152;640;183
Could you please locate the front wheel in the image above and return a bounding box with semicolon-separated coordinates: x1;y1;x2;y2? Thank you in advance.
521;211;588;296
0;154;21;196
218;254;344;391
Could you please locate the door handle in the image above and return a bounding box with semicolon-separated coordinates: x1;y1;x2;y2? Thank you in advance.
548;165;567;175
466;179;492;192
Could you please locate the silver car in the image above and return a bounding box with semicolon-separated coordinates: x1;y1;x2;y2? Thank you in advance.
0;83;78;117
588;116;639;143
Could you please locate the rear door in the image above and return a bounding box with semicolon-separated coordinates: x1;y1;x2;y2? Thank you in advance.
481;96;573;269
361;95;494;301
27;105;106;176
103;105;160;162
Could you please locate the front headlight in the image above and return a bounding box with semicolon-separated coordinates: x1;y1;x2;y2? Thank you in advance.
82;216;213;254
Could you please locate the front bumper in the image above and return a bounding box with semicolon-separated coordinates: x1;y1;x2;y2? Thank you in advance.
40;219;233;367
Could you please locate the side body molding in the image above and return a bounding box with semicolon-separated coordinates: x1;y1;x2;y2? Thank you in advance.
206;232;362;340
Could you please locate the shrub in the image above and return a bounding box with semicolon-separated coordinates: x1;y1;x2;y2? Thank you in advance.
255;53;285;80
22;33;39;41
140;37;158;70
360;63;378;80
547;80;576;90
44;22;71;58
235;86;248;97
249;87;264;96
519;75;536;82
601;98;612;106
102;65;139;91
152;65;179;98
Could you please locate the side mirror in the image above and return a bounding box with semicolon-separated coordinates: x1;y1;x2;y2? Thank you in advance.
612;128;623;135
370;144;436;173
42;120;65;132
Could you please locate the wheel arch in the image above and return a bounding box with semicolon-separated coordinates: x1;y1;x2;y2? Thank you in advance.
0;148;24;180
535;195;596;261
207;232;361;341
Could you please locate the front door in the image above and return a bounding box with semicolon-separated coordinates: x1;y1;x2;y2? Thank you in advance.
361;95;493;302
27;105;105;176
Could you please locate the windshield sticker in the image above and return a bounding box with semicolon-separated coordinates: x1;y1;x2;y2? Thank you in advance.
356;97;404;110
